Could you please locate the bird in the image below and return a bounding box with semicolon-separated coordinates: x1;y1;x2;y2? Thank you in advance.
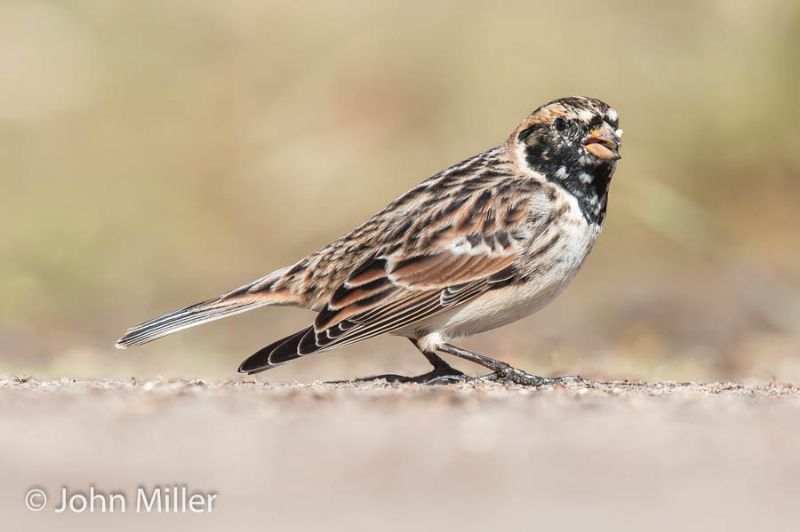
116;96;622;385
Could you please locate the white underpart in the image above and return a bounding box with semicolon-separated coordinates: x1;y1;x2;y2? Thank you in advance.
401;188;602;350
415;331;445;353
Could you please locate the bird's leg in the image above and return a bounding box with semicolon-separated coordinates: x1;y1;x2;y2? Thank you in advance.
410;339;469;384
436;343;582;386
338;339;469;385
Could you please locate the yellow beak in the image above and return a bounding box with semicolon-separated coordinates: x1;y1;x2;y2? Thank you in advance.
581;122;621;161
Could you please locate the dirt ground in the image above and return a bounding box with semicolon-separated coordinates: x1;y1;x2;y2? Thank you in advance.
2;377;799;532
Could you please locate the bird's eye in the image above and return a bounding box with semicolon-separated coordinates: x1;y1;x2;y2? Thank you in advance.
553;117;568;132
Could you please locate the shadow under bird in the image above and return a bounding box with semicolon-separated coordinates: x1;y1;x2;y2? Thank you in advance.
117;96;623;385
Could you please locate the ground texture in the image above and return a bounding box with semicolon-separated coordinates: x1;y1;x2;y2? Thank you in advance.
2;377;799;531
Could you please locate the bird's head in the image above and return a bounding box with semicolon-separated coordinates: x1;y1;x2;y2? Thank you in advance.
510;96;622;224
511;96;622;178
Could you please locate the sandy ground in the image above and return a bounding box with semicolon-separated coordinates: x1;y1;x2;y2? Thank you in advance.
1;377;799;532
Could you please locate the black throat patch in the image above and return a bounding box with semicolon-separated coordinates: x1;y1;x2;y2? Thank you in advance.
524;143;615;225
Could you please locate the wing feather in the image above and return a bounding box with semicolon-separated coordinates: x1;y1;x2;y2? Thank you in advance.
239;175;562;374
293;181;560;354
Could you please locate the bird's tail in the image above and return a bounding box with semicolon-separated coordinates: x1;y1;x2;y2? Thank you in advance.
115;267;294;349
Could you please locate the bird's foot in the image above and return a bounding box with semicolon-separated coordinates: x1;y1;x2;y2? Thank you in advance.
478;363;583;387
333;366;469;385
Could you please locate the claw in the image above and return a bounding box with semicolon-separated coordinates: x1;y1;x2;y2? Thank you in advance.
330;367;469;385
478;368;583;387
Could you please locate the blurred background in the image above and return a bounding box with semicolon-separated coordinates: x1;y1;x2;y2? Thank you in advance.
2;0;799;382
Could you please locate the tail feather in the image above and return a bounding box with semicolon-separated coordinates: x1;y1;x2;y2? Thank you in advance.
116;268;292;349
116;296;265;348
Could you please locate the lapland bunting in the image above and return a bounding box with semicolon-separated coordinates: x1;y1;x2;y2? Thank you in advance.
117;96;622;385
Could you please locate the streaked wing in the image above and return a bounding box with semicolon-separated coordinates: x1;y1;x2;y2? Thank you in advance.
302;257;517;353
298;180;552;353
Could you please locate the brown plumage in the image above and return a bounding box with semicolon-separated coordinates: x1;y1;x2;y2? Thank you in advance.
117;96;622;385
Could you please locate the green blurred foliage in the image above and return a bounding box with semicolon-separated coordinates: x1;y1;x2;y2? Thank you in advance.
1;0;799;380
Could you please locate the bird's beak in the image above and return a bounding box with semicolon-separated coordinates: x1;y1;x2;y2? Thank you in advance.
581;122;621;161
